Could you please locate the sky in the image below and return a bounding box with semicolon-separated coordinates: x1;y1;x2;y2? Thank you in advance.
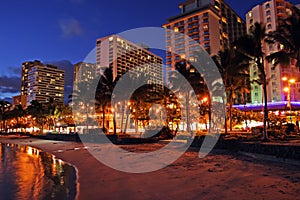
0;0;299;101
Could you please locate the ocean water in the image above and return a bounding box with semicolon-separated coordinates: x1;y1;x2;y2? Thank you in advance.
0;143;78;200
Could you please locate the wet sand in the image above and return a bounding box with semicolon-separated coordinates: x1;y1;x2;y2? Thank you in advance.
1;136;299;200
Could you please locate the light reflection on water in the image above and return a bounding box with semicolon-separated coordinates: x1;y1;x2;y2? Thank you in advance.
0;143;78;200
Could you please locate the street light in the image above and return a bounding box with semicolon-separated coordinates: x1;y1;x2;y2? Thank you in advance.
282;77;295;123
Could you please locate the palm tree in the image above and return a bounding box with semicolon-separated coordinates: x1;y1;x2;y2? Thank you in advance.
10;105;26;131
27;100;47;134
60;106;75;128
122;74;152;134
69;78;99;134
266;8;300;68
235;22;268;141
212;48;250;133
151;86;181;134
95;67;115;133
0;101;11;132
168;59;206;135
44;97;59;131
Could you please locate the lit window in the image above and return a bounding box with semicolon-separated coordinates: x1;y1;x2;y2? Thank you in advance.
222;32;228;39
174;27;179;32
221;17;227;23
272;59;276;65
279;44;284;49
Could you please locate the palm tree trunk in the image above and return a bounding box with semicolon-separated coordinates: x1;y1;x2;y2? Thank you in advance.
85;108;89;134
40;118;44;134
113;113;116;135
262;74;268;141
123;111;130;134
229;87;233;131
51;118;55;131
102;104;106;131
229;102;233;132
208;102;212;133
259;56;268;141
224;115;228;134
135;121;138;136
120;103;125;133
185;91;191;135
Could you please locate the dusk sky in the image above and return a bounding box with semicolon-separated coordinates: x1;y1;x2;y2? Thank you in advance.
0;0;299;100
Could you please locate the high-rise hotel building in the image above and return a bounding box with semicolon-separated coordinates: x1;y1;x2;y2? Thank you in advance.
163;0;246;72
21;60;43;96
96;35;163;88
22;61;65;105
73;62;96;91
95;35;164;131
246;0;300;104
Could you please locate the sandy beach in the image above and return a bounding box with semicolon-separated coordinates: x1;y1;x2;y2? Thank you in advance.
1;135;299;200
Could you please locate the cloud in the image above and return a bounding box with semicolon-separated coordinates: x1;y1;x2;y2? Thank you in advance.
0;76;21;94
59;18;84;38
9;67;21;76
0;97;12;103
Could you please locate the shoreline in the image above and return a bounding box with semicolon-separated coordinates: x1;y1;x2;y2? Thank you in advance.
1;135;300;200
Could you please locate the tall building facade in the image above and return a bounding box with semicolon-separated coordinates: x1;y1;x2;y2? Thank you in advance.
95;35;164;131
21;60;43;96
246;0;300;104
26;64;65;105
12;94;27;108
96;35;163;87
73;62;96;91
163;0;246;72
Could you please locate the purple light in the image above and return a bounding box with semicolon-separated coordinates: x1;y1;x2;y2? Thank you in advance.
233;101;300;111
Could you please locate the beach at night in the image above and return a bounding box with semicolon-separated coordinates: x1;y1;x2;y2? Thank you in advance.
1;135;299;200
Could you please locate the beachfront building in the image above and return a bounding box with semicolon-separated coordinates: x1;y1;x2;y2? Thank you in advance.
73;62;96;91
21;60;43;96
161;0;247;132
12;94;27;108
26;63;64;106
246;0;300;104
163;0;246;72
95;35;164;132
96;35;163;86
